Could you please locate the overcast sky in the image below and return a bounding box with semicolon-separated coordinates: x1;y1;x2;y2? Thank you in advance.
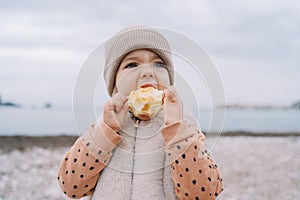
0;0;299;108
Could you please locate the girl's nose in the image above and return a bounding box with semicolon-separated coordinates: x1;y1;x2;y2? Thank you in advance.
140;65;154;78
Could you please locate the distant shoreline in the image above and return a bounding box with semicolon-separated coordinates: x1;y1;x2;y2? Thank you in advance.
1;132;300;152
0;135;77;152
216;131;300;137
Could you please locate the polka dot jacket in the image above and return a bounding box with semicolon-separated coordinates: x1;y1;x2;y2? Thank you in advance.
57;119;224;199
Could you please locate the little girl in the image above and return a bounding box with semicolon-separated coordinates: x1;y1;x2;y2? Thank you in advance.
57;26;223;199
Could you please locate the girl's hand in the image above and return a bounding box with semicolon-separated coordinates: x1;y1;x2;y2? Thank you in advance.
103;93;129;132
163;86;183;125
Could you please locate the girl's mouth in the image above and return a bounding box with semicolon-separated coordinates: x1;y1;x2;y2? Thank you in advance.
139;84;156;89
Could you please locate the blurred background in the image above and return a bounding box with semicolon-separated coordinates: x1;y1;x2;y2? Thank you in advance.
0;1;299;199
0;0;299;135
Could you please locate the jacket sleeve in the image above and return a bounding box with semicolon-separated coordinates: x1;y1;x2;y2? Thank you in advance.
57;121;122;199
161;121;224;200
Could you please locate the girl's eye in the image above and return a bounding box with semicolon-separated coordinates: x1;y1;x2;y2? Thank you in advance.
153;62;166;68
125;63;138;69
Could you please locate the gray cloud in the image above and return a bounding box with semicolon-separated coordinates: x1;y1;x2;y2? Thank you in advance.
0;0;299;107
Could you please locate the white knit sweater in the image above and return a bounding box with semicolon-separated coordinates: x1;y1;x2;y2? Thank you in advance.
91;112;177;200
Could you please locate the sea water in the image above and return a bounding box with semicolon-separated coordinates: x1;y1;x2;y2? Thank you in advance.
0;107;300;136
199;108;300;133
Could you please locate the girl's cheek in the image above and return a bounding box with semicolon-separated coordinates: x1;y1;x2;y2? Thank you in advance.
116;79;135;96
156;72;170;89
115;71;139;95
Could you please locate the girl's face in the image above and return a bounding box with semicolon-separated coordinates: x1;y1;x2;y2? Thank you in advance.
114;49;170;96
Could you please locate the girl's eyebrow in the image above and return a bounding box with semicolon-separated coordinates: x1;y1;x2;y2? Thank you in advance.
122;56;140;63
122;54;163;63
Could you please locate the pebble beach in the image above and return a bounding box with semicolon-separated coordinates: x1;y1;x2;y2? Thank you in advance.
0;135;299;200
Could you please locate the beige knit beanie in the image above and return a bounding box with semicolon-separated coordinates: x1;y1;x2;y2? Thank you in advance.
104;26;174;96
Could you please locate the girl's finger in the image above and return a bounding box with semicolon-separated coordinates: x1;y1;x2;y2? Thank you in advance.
164;87;177;103
112;93;127;113
123;101;129;113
